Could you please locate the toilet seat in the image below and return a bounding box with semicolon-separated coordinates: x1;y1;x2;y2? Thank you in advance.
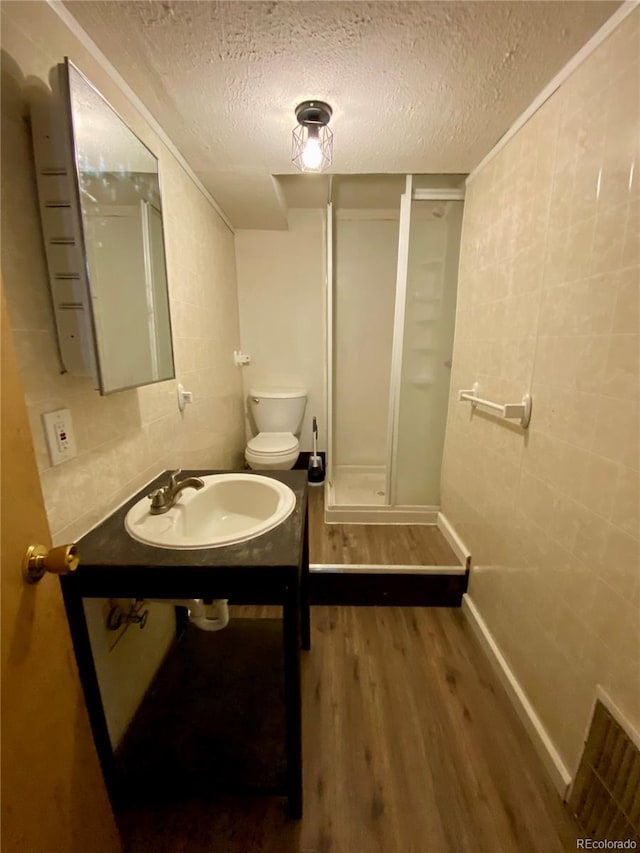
245;432;300;471
246;432;298;454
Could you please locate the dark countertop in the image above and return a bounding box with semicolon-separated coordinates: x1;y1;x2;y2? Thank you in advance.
65;470;309;600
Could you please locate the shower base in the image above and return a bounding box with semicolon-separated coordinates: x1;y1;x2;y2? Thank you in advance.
331;465;386;505
327;465;438;524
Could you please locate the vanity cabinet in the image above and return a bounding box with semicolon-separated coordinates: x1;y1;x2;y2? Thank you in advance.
61;469;309;818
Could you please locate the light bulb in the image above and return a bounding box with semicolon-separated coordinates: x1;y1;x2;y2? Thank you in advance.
301;135;323;170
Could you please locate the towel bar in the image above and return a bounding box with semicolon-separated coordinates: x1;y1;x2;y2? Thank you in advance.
458;382;532;428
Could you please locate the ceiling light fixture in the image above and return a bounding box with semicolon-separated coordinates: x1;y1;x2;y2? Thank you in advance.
292;100;333;173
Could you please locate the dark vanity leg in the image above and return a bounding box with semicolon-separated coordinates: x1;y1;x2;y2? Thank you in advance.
300;507;311;651
60;583;118;807
283;582;303;818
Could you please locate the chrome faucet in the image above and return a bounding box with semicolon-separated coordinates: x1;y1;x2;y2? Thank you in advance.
147;469;205;515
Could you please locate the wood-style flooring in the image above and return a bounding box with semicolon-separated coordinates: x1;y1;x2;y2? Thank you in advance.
118;606;578;853
308;487;459;567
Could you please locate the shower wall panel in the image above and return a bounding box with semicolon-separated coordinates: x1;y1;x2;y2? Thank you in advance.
333;213;398;467
393;202;463;505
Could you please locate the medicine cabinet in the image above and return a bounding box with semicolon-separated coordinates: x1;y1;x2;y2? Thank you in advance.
31;58;175;394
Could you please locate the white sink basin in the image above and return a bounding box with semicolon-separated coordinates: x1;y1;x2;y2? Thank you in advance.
125;473;296;549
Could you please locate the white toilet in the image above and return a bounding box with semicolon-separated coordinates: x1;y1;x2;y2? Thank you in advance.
245;387;307;471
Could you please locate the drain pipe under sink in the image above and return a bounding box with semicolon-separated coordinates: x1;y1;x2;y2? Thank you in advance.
146;598;230;632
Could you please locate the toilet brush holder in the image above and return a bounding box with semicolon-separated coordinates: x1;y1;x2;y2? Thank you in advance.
308;415;325;486
308;454;324;485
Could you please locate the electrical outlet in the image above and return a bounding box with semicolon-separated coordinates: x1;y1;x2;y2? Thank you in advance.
42;408;77;466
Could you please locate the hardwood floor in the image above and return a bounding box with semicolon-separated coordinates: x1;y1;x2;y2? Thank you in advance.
308;487;459;567
118;607;578;852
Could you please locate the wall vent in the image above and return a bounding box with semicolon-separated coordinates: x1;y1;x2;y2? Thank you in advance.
568;698;640;843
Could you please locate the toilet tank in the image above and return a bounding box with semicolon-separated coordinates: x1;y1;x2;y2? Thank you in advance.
249;388;307;434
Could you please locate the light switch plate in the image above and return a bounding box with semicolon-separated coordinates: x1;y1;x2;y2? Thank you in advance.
42;408;77;466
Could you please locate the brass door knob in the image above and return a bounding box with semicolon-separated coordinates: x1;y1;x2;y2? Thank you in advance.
22;543;79;584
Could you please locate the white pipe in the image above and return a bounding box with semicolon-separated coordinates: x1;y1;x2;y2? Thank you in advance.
146;598;230;632
192;599;229;632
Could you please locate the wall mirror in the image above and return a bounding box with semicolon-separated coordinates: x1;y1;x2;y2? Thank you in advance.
31;59;175;394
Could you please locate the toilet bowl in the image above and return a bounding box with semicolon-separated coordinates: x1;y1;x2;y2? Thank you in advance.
245;388;307;471
245;432;300;470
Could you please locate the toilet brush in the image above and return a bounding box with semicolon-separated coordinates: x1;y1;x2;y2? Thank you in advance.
308;416;324;485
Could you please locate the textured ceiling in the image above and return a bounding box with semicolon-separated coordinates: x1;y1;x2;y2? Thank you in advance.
63;1;619;228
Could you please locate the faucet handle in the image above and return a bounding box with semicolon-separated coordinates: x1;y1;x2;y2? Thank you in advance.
148;488;170;513
167;468;182;488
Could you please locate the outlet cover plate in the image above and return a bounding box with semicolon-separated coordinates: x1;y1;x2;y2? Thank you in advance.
42;408;77;466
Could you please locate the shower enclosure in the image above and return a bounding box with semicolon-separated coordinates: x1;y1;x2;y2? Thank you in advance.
326;175;464;522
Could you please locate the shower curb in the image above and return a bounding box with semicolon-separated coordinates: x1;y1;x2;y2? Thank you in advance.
309;567;468;606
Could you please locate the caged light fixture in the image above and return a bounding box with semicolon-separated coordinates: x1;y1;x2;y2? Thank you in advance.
292;100;333;172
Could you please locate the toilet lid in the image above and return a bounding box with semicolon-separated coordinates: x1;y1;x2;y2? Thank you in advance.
247;432;298;454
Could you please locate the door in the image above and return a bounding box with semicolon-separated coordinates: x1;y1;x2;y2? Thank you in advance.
1;283;121;852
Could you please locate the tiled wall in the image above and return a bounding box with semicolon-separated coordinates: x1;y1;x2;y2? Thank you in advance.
442;10;639;773
1;2;246;547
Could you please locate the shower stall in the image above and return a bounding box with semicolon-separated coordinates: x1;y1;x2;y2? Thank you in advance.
326;174;464;522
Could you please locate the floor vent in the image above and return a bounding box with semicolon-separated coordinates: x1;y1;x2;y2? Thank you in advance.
568;698;640;843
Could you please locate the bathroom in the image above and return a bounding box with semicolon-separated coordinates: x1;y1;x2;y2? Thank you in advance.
1;1;638;851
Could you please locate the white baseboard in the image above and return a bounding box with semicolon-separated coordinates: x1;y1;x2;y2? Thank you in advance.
436;512;471;569
462;594;572;798
324;505;439;524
